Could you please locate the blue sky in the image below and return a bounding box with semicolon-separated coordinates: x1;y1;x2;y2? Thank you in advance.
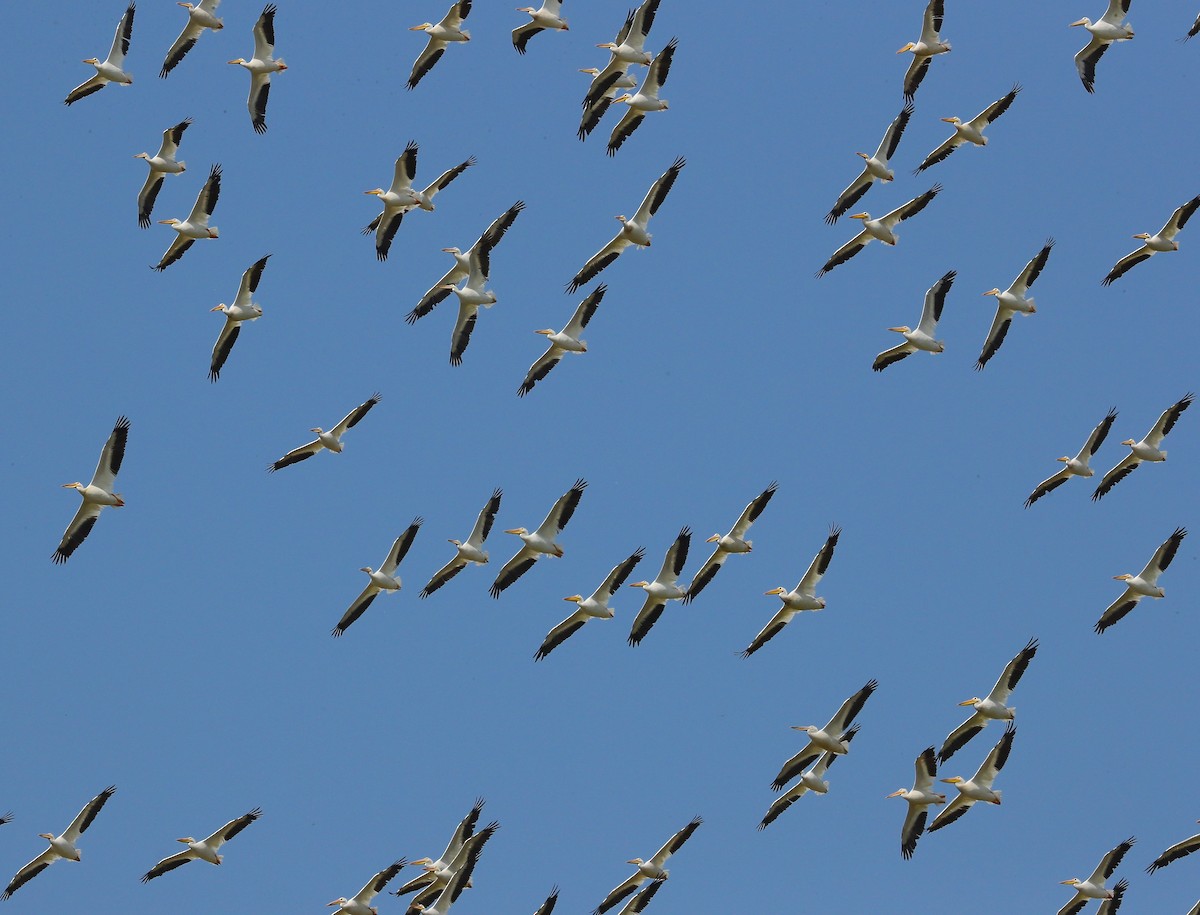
2;2;1198;912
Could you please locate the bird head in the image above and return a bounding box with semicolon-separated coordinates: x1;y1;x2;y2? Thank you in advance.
158;218;182;226
628;581;650;588
410;857;435;870
311;427;326;435
364;188;385;196
580;67;599;75
940;776;964;785
958;697;983;706
447;539;462;547
211;303;228;313
941;116;962;125
409;22;433;31
227;58;247;65
505;527;529;536
849;212;870;221
888;326;913;334
535;329;556;336
764;587;786;596
176;837;196;844
1060;879;1083;887
564;595;583;602
360;566;375;574
327;899;350;908
83;57;101;65
1069;18;1091;27
38;832;56;840
133;152;149;160
982;288;1000;296
886;789;907;799
61;482;84;492
442;246;462;255
896;41;916;53
627;858;645;866
614;93;632;104
705;533;722;543
1055;456;1072;463
1120;438;1137;447
791;725;815;734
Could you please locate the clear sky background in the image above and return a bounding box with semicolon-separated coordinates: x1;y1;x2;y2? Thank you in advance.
2;1;1198;912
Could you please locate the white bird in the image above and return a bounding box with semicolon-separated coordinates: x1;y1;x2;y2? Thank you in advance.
595;0;661;67
976;238;1055;370
1095;527;1187;634
593;817;701;915
759;726;860;830
134;118;191;228
1146;820;1200;873
873;271;955;372
2;786;116;900
825;102;914;224
567;156;685;293
269;394;381;472
160;0;223;77
513;1;568;54
1058;838;1136;915
817;185;942;277
578;33;640;140
1073;0;1134;93
684;483;777;603
490;479;588;597
744;525;840;657
402;822;497;914
420;490;503;598
626;527;691;646
607;38;676;156
1026;408;1118;507
898;0;950;101
887;746;946;859
535;548;644;660
772;679;878;790
914;85;1021;174
939;637;1038;762
328;859;408;915
228;4;287;134
928;723;1016;832
1102;196;1200;285
446;245;497;367
1092;394;1193;500
408;1;472;90
140;807;261;881
209;254;270;381
364;144;476;262
395;798;484;899
331;518;423;637
54;417;130;564
518;284;606;397
65;3;135;105
153;163;221;271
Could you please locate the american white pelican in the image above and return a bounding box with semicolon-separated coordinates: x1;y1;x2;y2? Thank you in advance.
54;416;129;564
161;0;223;78
1058;837;1135;915
328;859;408;915
65;3;135;106
976;238;1055;370
513;1;568;54
567;156;685;293
596;0;661;67
269;394;381;472
825;102;914;224
153;163;220;271
1073;1;1134;93
744;525;840;657
684;483;777;603
873;270;955;372
490;479;587;597
914;85;1021;174
613;880;663;914
772;679;877;790
535;548;644;660
518;284;606;397
420;490;503;598
579;54;638;140
938;637;1038;762
928;723;1015;832
140;807;261;882
209;254;270;381
408;1;472;90
1094;527;1187;634
135;118;191;228
817;185;942;278
533;887;559;915
228;5;285;133
1092;394;1193;500
332;518;422;637
404;822;497;913
395;799;483;899
606;38;676;156
594;817;701;915
1025;408;1118;507
627;527;691;646
1146;820;1200;872
759;726;859;830
1101;196;1200;285
888;746;946;859
899;0;949;101
447;244;497;366
2;786;116;900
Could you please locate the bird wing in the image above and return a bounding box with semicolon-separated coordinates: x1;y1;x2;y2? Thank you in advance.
900;805;930;859
641;37;676;94
1012;238;1055;294
632;156;685;222
971;84;1020;129
2;849;56;900
1145;392;1193;446
188;163;222;222
331;584;380;637
914;133;963;173
914;746;938;790
974;305;1014;370
1089;837;1136;883
740;609;791;658
920;0;944;41
559;282;605;335
1146;831;1200;873
155;118;192;160
1078;407;1118;459
606;108;647;157
248;73;271;134
382;519;423;575
918;270;955;333
583;60;627;109
535;478;587;538
829;679;878;733
771;740;820;791
928;793;973;832
974;722;1016;782
658;527;691;583
534;886;560;915
65;74;108;106
53;501;104;564
391;143;419;193
160;19;204;77
210;807;262;846
420;555;468;598
595;873;644;914
1096;879;1128;915
1024;468;1071;508
333;393;382;435
902;55;932;102
253;3;277;59
490;546;538;597
90;415;131;491
408;37;447;90
825;169;874;226
208;318;241;382
374;208;406;262
1094;588;1139;634
877;101;915;161
631;0;661;39
446;0;473;27
618;880;663;914
449;302;479;366
471;199;525;280
1101;244;1152;285
140;849;195;882
421;157;477;204
269;438;323;472
938;711;988;763
816;230;870;277
650;816;701;864
465;489;503;548
887;184;942;225
683;545;727;602
64;786;116;842
408;267;459;323
595;548;646;599
758;786;807;829
798;526;840;592
626;594;667;646
1141;527;1187;580
512;22;545;54
988;636;1038;702
236;254;272;304
730;482;777;537
108;3;136;67
1188;12;1200;39
355;859;408;904
1075;35;1109;93
535;609;590;661
1091;452;1141;501
567;234;632;293
153;234;196;272
579;94;616;140
872;342;914;372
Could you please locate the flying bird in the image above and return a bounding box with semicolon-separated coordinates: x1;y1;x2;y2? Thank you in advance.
1025;408;1118;507
759;726;860;830
627;527;691;646
141;807;261;881
744;525;840;657
772;679;878;790
817;185;942;277
269;394;381;472
1073;1;1134;93
535;548;644;660
939;637;1038;763
65;3;135;105
595;0;661;67
873;270;954;372
887;747;946;859
408;1;473;90
209;254;270;381
928;723;1016;832
134;118;191;228
1146;820;1200;873
160;0;223;77
332;519;423;637
2;786;116;900
396;798;483;900
513;1;568;54
607;38;676;156
1094;527;1187;634
898;0;950;101
684;483;777;603
228;4;287;134
1101;196;1200;285
518;284;605;396
445;243;498;366
364;144;476;262
593;817;701;915
1058;837;1135;915
1092;394;1193;500
490;479;587;597
826;102;914;224
153;163;220;271
328;859;408;915
54;416;130;564
976;238;1055;370
420;490;503;598
578;4;654;139
914;85;1021;174
403;822;497;914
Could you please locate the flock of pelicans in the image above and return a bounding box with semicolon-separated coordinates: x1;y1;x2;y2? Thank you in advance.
10;0;1200;911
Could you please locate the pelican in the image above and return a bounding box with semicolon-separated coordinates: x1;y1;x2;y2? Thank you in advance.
914;85;1021;174
1073;1;1134;93
513;1;568;54
402;822;497;913
395;799;483;899
684;483;777;603
446;244;497;366
228;5;286;134
1026;408;1118;507
140;807;261;881
65;3;135;105
873;270;955;372
1094;527;1187;634
209;254;270;382
54;416;129;564
268;393;381;472
1092;394;1193;500
1146;820;1200;872
627;527;691;646
153;163;220;271
328;859;408;915
519;284;606;397
408;1;472;90
161;0;223;77
825;102;914;224
817;185;942;277
535;548;644;660
596;0;661;67
899;0;950;101
533;886;559;915
1058;837;1135;915
594;817;701;915
331;518;422;637
407;853;473;915
888;747;946;859
744;525;840;657
490;479;588;597
1101;196;1200;285
2;786;116;900
772;679;878;790
134;118;191;228
928;723;1016;831
567;156;685;293
976;237;1055;369
939;637;1038;762
420;490;503;598
579;53;638;140
607;38;676;156
759;727;860;830
364;144;476;262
